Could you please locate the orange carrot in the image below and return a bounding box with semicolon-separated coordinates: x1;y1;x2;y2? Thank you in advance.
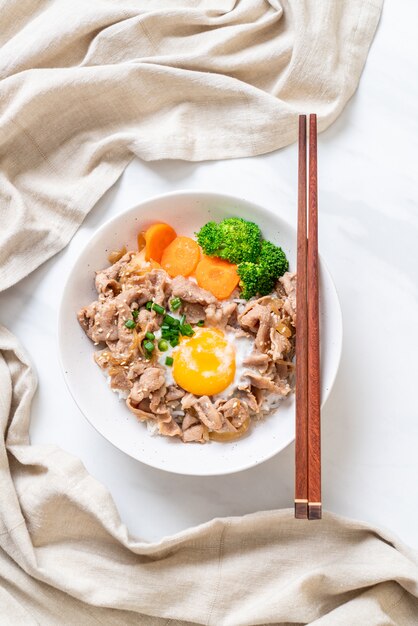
144;223;177;262
195;255;240;300
160;236;200;277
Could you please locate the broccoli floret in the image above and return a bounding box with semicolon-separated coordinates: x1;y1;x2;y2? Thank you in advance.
237;241;289;300
238;262;276;300
237;262;260;300
259;240;289;277
196;217;261;264
196;221;221;257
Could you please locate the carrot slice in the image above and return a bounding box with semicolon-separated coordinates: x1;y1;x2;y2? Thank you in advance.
144;223;177;262
160;236;200;277
195;255;240;300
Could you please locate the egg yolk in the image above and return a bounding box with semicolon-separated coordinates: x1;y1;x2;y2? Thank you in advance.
172;328;236;396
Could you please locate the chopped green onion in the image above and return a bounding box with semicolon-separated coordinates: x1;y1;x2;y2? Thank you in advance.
124;319;136;329
158;339;169;352
169;337;179;347
143;340;155;352
197;320;204;327
132;309;139;320
145;332;155;341
161;324;170;331
146;301;153;310
170;297;182;311
180;323;194;337
164;314;180;327
151;303;165;315
165;356;174;366
179;314;186;326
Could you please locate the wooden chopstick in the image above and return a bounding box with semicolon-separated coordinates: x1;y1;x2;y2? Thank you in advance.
294;115;308;519
307;114;321;520
294;114;321;520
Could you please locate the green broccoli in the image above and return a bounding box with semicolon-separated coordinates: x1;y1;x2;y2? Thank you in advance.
259;240;289;277
196;217;261;264
195;221;220;257
237;262;276;300
237;262;260;300
237;241;289;300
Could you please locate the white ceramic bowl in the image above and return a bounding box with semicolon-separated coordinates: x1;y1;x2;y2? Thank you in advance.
59;190;342;476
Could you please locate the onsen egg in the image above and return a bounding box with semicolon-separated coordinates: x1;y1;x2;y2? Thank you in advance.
172;328;236;396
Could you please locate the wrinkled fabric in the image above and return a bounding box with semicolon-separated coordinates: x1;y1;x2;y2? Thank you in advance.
0;0;382;291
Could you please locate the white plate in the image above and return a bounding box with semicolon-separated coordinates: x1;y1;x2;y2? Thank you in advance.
59;190;342;476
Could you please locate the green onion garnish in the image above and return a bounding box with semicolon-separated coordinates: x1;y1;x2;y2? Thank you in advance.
164;314;180;327
124;319;135;329
146;301;152;310
179;314;186;326
169;337;179;347
151;303;165;315
180;323;194;337
197;320;204;326
132;309;139;320
145;332;155;341
143;340;155;352
170;297;182;311
165;356;174;366
158;339;169;352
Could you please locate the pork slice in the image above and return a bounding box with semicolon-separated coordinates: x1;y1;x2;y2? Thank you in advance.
243;352;269;372
111;302;135;355
269;328;291;361
158;416;182;438
182;423;208;443
171;276;216;306
114;286;150;309
78;300;119;344
182;302;206;324
137;308;158;334
192;396;223;431
166;386;186;403
241;389;260;413
217;398;249;429
181;393;198;410
149;385;167;413
147;269;169;306
94;349;109;370
95;251;134;296
109;368;133;393
126;398;154;421
182;413;200;430
127;359;150;380
272;375;291;397
279;272;296;326
129;368;165;404
239;302;273;352
205;302;237;329
244;371;288;396
78;302;99;335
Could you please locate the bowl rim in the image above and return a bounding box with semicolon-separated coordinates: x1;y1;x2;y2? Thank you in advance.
58;188;343;475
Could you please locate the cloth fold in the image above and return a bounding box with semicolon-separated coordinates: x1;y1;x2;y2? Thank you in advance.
0;0;382;292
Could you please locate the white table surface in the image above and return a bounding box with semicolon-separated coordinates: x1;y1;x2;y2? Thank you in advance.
2;0;418;547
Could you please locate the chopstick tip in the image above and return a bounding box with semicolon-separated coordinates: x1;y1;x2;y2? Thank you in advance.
294;500;308;519
308;503;322;520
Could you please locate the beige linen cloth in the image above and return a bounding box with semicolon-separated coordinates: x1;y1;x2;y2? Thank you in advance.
3;1;418;625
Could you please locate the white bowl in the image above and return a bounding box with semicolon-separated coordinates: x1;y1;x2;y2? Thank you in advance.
59;190;342;476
